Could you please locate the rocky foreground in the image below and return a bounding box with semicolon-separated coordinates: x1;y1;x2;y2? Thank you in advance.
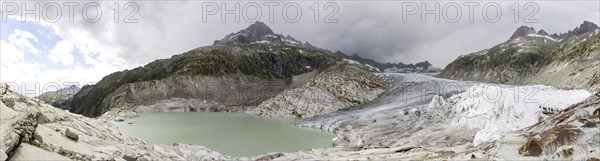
1;84;235;160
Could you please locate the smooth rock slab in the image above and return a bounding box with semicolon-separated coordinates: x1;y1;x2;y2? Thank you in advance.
10;143;70;160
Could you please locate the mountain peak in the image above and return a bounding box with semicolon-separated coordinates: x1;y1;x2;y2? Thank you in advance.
213;21;305;46
572;21;599;35
537;29;549;36
242;21;274;37
510;26;536;39
580;21;598;29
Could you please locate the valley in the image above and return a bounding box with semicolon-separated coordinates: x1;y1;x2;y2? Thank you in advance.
1;21;599;161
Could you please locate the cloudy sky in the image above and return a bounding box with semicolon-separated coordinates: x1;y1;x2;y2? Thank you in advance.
1;0;599;95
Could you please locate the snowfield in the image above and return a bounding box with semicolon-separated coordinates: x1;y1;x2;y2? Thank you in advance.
527;34;558;41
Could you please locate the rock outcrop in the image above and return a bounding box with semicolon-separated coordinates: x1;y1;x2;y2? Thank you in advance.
251;61;387;118
332;50;437;73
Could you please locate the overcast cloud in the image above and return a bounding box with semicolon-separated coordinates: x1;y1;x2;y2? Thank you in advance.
1;1;599;94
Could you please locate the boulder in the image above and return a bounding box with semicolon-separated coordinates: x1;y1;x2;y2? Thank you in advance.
65;128;79;141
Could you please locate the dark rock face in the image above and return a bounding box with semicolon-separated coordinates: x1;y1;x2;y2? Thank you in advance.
242;21;274;39
572;21;599;36
537;29;549;36
552;21;600;40
510;26;536;39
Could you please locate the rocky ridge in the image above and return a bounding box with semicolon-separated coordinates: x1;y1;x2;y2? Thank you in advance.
214;21;304;47
250;61;387;118
36;85;80;110
332;51;440;73
439;21;600;92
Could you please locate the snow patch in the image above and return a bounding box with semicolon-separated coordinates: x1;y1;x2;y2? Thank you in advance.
283;39;300;45
343;59;380;72
343;59;360;65
264;34;277;38
228;33;245;40
251;40;271;44
527;34;558;41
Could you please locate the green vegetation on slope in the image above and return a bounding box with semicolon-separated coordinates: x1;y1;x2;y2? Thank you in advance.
71;46;339;117
551;34;600;61
442;34;600;76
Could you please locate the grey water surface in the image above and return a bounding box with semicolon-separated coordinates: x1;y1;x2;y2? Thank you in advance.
115;112;334;157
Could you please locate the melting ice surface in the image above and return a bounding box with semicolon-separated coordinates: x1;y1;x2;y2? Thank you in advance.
114;112;334;157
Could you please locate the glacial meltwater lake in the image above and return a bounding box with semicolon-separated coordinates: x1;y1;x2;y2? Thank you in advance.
114;112;334;157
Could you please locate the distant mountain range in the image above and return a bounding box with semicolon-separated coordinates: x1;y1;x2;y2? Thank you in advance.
215;21;437;73
331;51;440;73
36;85;80;110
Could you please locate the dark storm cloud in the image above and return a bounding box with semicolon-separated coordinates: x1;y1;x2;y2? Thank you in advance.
276;1;600;67
14;1;599;70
